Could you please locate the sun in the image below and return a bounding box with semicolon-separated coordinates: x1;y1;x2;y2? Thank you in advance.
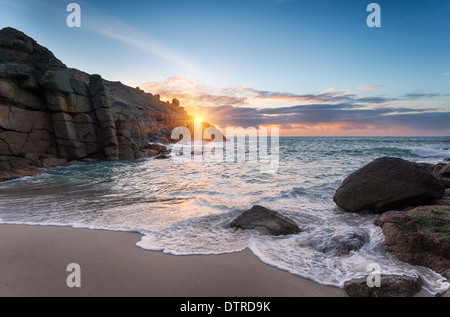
194;117;203;123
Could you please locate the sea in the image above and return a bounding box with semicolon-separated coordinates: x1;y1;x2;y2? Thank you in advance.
1;136;449;294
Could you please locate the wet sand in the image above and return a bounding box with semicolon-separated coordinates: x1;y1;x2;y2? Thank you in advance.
0;224;347;297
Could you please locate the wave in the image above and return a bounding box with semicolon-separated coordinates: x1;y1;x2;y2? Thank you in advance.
410;147;450;158
350;146;450;159
372;147;413;155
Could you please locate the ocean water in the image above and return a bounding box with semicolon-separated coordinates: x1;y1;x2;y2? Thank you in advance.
1;137;449;294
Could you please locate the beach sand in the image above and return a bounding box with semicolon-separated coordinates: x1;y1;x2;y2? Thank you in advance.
0;224;347;297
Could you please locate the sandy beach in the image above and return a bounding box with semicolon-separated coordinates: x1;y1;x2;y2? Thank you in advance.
0;224;347;297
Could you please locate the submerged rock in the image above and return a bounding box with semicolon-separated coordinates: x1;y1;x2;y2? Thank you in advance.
333;157;445;213
154;154;170;160
230;205;302;236
344;275;422;297
323;230;370;255
375;205;450;279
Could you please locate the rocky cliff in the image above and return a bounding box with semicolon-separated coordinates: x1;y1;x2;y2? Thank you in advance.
0;27;192;173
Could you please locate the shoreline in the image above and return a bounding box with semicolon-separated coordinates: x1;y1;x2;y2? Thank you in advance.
0;224;349;297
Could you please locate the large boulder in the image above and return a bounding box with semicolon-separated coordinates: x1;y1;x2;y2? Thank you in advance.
230;205;302;236
344;275;422;297
375;205;450;279
333;157;445;213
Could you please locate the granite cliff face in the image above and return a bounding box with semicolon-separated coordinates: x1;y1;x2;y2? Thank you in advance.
0;27;191;173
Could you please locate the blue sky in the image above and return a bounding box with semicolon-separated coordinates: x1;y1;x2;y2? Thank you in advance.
1;0;450;135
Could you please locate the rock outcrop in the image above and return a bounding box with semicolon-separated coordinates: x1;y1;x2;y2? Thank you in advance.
344;275;422;297
333;157;445;213
374;205;450;280
230;205;302;236
0;27;192;175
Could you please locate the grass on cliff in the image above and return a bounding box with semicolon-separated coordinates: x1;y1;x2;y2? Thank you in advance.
406;206;450;239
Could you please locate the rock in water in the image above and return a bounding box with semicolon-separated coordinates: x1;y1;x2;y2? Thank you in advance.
333;157;445;213
147;143;168;154
323;230;370;255
0;165;42;182
154;154;170;160
230;205;302;236
344;275;422;297
375;205;450;279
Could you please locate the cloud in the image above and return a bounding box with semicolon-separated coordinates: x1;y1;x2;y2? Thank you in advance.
356;96;396;103
191;103;450;132
138;78;386;109
248;88;357;103
83;15;200;74
404;92;448;99
136;77;450;135
357;85;384;90
139;78;249;108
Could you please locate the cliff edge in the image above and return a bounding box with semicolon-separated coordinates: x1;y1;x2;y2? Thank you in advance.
0;27;192;176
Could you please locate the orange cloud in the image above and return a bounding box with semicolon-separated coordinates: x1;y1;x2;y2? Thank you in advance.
133;77;450;136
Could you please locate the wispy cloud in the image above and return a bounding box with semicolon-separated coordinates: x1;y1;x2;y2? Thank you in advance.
138;78;379;109
357;85;384;90
404;92;449;99
83;15;200;74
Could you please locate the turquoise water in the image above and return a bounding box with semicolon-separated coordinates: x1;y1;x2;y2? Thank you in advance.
1;137;449;293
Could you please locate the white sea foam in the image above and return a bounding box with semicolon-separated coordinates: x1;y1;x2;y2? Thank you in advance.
248;225;449;294
1;137;449;295
411;147;450;158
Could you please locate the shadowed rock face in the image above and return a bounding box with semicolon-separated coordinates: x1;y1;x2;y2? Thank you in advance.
0;27;191;173
230;205;302;236
333;157;445;213
375;205;450;280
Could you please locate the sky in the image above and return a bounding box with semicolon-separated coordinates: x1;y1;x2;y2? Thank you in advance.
1;0;450;136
